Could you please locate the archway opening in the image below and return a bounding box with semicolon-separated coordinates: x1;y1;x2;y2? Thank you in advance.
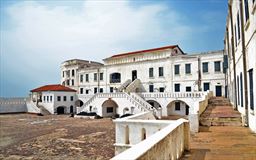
70;105;74;113
147;100;162;109
75;99;84;107
166;100;190;118
141;128;146;140
102;98;118;117
57;106;65;114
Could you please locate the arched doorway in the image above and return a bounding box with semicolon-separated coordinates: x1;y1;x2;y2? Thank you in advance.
147;100;162;109
123;107;129;115
70;105;74;113
102;98;118;117
57;106;65;114
75;99;84;107
167;100;189;116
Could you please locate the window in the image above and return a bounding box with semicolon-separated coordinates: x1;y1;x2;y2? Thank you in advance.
80;88;84;94
99;88;103;93
63;96;67;101
237;76;240;105
72;69;75;77
80;75;83;83
67;80;70;86
86;90;89;94
175;102;180;111
50;96;52;102
174;84;180;92
237;12;240;40
149;68;154;78
107;107;113;113
62;71;64;77
159;87;164;92
100;73;103;81
94;87;97;94
71;79;74;86
110;73;121;83
70;96;73;101
149;85;154;92
203;82;210;91
110;87;114;93
47;96;49;102
186;86;191;92
94;73;97;81
174;65;180;75
57;96;61;101
159;67;164;77
185;64;191;74
244;0;249;22
86;74;89;82
67;70;70;77
240;72;243;107
214;61;221;72
234;25;237;47
202;62;208;73
248;69;254;110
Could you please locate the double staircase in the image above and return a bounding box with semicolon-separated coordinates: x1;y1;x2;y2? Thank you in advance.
77;79;161;118
200;97;241;126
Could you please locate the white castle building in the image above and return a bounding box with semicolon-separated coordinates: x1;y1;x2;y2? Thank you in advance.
224;0;256;132
60;45;225;122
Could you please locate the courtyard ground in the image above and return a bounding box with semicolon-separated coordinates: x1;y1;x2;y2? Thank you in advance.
0;114;115;160
181;126;256;160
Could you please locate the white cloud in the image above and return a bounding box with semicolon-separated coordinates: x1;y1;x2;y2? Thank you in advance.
0;0;198;96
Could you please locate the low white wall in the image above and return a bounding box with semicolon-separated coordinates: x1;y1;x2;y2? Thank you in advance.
111;119;190;160
0;98;27;113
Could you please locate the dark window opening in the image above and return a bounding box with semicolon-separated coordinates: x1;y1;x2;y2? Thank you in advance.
57;96;61;101
159;67;164;77
214;61;221;72
159;87;165;92
174;84;180;92
149;85;154;92
110;87;114;93
175;102;180;111
100;73;103;81
94;73;97;81
149;68;154;78
110;73;121;83
94;87;97;94
174;65;180;75
186;86;191;92
202;62;208;73
80;88;84;94
185;64;191;74
249;69;254;110
107;107;114;113
203;83;210;91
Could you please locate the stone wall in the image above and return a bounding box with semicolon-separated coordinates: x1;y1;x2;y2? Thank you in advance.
0;98;27;113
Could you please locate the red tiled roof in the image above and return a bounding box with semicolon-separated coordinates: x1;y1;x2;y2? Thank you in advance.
30;84;76;92
110;45;180;58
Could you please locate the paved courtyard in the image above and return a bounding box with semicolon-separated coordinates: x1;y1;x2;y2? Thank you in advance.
182;126;256;160
0;114;115;160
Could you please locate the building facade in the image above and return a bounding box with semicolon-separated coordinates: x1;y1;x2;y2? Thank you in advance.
224;0;256;132
60;45;225;121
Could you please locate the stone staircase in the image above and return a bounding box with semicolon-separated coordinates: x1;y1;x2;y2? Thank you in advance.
37;104;51;115
200;97;242;126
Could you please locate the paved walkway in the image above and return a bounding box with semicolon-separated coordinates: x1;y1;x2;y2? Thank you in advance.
181;126;256;160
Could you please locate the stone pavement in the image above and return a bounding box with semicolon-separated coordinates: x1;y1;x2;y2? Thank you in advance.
181;126;256;160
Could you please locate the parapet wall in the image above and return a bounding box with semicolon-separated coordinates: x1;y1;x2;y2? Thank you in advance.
0;98;27;113
112;118;190;160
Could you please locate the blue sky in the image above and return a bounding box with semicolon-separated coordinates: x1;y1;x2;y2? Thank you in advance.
0;0;227;97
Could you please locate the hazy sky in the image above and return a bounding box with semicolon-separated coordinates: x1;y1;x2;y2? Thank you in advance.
0;0;227;97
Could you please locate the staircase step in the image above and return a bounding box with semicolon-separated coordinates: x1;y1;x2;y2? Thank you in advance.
199;97;242;127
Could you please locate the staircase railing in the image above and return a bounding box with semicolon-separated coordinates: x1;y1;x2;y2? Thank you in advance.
78;93;150;114
126;79;141;93
130;92;161;118
117;79;132;92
